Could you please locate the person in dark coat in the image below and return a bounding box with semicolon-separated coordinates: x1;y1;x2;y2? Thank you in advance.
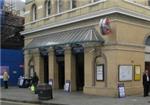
32;72;39;86
31;72;39;93
143;70;150;97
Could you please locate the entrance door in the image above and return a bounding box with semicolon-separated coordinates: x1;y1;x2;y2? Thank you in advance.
57;56;65;89
145;62;150;74
75;53;84;91
43;55;49;83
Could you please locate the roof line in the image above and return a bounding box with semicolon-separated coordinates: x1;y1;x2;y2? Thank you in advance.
21;7;150;35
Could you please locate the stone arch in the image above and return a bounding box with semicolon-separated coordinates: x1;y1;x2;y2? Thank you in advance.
94;52;107;87
145;35;150;46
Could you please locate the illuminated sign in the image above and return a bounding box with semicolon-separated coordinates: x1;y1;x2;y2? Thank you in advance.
99;18;111;35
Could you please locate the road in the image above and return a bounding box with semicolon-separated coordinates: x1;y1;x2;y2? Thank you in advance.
0;100;66;105
0;100;39;105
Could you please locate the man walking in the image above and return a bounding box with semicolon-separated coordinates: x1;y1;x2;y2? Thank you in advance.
143;70;150;97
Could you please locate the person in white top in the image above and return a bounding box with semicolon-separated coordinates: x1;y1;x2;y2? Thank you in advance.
142;70;150;97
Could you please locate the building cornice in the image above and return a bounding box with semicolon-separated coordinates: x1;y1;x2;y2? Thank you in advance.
21;7;150;35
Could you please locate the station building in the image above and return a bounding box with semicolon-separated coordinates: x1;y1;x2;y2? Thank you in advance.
22;0;150;96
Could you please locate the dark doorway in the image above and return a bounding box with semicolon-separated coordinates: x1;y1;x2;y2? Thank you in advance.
57;56;65;89
145;62;150;75
40;48;49;83
43;55;49;83
75;53;84;91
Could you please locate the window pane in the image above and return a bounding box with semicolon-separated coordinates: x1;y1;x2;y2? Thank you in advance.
72;0;76;8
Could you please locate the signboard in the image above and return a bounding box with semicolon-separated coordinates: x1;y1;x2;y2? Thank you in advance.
96;64;104;81
118;83;126;98
99;18;111;35
134;65;141;81
72;47;84;54
119;65;133;81
64;80;71;92
49;79;53;86
0;66;9;79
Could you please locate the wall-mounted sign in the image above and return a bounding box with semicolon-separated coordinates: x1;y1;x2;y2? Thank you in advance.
119;65;133;81
134;65;141;81
99;18;111;35
0;66;9;79
96;64;104;81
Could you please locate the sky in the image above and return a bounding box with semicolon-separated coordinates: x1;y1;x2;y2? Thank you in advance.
5;0;25;10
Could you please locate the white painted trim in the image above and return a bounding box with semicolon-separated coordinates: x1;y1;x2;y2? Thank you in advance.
37;5;42;10
25;0;107;25
70;0;72;9
57;0;60;13
145;46;150;53
21;7;150;35
145;54;150;62
123;0;150;10
111;19;150;28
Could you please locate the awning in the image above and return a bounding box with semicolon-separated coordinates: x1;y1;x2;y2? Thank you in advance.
25;26;104;49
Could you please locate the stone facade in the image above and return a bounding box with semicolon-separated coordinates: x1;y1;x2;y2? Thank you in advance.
22;0;150;96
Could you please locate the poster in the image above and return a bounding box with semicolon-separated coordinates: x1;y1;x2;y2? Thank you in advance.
0;66;9;79
118;83;126;98
96;64;104;81
64;80;71;92
49;79;53;86
119;65;133;81
134;65;141;81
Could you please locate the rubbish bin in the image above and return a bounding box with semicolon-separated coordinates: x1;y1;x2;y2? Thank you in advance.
37;83;53;100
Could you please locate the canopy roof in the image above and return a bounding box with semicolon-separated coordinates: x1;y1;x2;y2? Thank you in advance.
25;26;104;49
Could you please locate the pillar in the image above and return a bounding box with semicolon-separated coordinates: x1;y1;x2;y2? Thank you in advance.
24;50;30;78
33;48;44;83
48;47;59;89
84;46;95;88
64;46;76;91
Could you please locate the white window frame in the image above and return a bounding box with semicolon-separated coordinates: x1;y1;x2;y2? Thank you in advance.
32;4;36;21
70;0;73;9
57;0;60;13
91;0;100;2
45;0;51;16
70;0;76;9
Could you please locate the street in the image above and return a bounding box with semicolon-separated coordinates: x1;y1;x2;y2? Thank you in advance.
0;100;38;105
0;100;67;105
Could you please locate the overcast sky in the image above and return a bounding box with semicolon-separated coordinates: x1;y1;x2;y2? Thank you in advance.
5;0;25;10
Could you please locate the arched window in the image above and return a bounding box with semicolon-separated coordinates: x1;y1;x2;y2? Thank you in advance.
45;0;51;16
57;0;63;13
70;0;76;9
91;0;100;2
148;0;150;6
31;4;37;21
145;36;150;46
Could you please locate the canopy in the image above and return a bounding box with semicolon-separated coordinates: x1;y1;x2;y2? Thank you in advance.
25;26;104;49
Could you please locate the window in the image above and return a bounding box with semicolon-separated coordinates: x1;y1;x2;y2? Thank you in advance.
31;4;37;21
57;0;63;13
148;0;150;6
45;0;51;16
91;0;100;2
70;0;77;9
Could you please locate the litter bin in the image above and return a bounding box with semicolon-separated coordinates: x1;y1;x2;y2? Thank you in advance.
37;83;53;100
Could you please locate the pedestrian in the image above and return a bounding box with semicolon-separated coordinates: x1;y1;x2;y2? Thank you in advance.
3;71;9;89
31;72;39;93
142;70;150;97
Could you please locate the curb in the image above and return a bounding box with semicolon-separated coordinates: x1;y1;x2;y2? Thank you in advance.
0;98;68;105
0;98;41;104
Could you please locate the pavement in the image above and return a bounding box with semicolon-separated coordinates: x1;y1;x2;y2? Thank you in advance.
0;86;150;105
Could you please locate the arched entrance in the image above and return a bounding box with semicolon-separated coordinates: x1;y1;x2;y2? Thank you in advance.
145;35;150;73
